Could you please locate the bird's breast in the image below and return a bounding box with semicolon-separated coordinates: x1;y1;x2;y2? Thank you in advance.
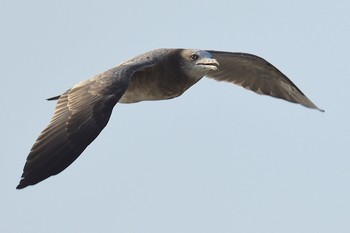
118;68;197;103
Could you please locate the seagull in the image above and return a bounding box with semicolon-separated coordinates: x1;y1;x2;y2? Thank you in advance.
16;48;323;189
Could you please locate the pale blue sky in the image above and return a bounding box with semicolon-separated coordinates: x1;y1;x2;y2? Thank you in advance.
1;0;349;232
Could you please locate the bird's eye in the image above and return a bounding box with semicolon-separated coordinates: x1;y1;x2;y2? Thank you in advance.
190;53;199;60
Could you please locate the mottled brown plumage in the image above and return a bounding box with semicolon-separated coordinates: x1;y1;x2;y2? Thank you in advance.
17;48;323;189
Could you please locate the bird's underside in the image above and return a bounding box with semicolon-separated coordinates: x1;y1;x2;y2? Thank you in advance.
16;48;323;189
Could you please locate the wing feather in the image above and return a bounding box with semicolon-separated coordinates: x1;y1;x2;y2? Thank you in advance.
17;57;158;189
206;51;323;111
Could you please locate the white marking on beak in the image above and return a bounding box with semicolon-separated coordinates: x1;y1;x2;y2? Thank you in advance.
196;59;219;71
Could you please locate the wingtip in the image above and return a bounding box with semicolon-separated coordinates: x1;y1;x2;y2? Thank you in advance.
16;176;29;189
16;183;26;190
309;106;324;113
313;104;325;113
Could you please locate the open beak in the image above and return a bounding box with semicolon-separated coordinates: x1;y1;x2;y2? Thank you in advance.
196;58;219;71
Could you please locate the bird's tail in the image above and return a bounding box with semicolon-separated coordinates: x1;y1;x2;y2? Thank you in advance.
46;95;61;101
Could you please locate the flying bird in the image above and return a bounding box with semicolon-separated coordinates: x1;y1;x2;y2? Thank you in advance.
16;48;323;189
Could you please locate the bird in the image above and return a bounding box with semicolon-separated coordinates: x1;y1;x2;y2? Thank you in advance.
16;48;323;189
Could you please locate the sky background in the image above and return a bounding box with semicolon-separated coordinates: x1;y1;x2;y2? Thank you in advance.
1;0;349;232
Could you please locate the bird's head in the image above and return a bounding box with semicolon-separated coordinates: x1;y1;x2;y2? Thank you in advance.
179;49;219;79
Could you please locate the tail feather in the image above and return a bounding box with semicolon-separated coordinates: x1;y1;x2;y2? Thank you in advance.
46;95;61;101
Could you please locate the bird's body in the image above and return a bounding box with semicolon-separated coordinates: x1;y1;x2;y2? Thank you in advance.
119;49;201;103
17;48;323;189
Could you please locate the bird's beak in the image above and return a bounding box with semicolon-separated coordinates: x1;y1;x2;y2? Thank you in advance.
196;59;219;71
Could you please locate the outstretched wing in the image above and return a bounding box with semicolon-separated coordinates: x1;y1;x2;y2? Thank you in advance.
206;51;323;111
17;58;158;189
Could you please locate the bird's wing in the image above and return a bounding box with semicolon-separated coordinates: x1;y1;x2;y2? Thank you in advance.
206;51;323;111
17;57;158;189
